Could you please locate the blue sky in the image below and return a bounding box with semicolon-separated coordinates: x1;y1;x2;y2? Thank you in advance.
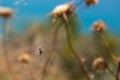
0;0;120;35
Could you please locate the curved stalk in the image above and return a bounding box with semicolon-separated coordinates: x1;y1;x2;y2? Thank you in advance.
116;60;120;80
63;17;91;80
99;33;118;64
106;67;116;78
41;24;61;80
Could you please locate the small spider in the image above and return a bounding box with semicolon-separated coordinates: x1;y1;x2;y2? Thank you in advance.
32;45;45;56
49;2;75;23
39;47;44;55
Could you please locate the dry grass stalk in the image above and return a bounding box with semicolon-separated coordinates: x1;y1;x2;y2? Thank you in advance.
0;7;20;80
116;59;120;80
92;20;119;64
100;33;119;64
41;24;61;80
63;17;91;80
92;21;120;79
41;1;92;80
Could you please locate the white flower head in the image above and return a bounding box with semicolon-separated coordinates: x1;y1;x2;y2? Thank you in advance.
51;2;73;15
49;2;74;23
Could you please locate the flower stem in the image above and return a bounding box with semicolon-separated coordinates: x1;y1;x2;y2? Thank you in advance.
41;23;61;80
2;19;20;80
63;17;91;80
99;32;118;64
106;67;116;78
116;60;120;80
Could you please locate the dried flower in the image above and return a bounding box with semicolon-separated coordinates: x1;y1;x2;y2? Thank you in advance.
85;0;99;6
18;53;31;63
93;57;108;71
0;7;13;19
50;2;73;16
92;20;106;32
49;2;74;23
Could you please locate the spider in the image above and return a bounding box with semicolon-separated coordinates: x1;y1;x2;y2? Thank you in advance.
39;47;44;55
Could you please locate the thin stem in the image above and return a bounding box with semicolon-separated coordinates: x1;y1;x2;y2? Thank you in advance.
2;19;20;80
99;33;118;64
106;67;116;78
73;0;83;10
41;24;61;80
116;60;120;80
63;17;91;80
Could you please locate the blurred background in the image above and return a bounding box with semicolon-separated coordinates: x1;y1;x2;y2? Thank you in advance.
0;0;120;80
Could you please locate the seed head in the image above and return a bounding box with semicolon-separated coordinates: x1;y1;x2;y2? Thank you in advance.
49;2;74;23
50;2;73;16
85;0;98;6
92;20;106;32
18;53;31;63
93;57;108;71
0;7;13;19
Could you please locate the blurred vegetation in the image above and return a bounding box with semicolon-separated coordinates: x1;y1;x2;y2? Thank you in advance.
0;11;120;80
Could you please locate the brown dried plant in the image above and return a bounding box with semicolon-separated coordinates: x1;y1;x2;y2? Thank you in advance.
92;21;120;80
63;17;91;80
92;20;106;32
93;57;108;71
41;1;93;80
0;7;20;80
116;60;120;80
41;23;61;80
93;57;116;78
49;2;74;23
0;7;13;19
92;20;119;64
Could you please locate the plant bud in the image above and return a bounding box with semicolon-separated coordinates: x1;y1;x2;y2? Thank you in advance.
85;0;98;6
18;53;31;63
92;20;106;32
93;57;108;71
0;7;13;19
